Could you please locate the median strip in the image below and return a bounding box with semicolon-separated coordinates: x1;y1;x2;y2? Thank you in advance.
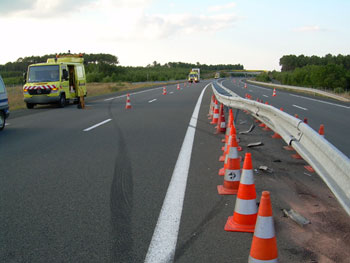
83;119;112;132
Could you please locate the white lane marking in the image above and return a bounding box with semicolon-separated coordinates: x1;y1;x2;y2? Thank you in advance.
5;123;10;126
149;99;157;103
263;95;269;98
103;86;164;101
292;104;308;111
170;91;174;94
145;84;209;263
290;94;350;109
83;119;112;132
249;84;270;91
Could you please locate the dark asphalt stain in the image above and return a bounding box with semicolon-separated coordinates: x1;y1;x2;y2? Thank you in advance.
174;198;227;262
108;100;134;262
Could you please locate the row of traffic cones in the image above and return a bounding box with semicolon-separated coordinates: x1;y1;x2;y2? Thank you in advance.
209;95;278;262
124;83;187;109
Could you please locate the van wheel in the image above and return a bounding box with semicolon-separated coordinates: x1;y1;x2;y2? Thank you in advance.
26;103;35;109
58;94;66;108
0;112;5;131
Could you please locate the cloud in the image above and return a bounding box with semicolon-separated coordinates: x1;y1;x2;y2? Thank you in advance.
293;25;326;32
208;2;236;12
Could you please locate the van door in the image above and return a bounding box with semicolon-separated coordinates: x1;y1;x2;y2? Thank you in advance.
61;65;70;97
68;65;76;98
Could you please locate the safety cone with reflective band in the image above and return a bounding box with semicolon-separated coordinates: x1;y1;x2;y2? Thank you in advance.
177;84;180;90
272;88;276;97
248;191;278;263
217;135;241;195
162;87;167;95
244;83;247;89
219;122;236;162
208;95;215;118
210;100;219;124
319;124;325;137
125;94;132;109
222;108;233;143
216;104;226;134
225;153;257;232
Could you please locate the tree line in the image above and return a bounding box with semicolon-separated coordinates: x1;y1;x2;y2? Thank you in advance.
0;53;243;85
256;54;350;92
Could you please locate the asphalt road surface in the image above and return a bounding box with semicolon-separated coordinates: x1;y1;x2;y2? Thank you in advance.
1;79;349;262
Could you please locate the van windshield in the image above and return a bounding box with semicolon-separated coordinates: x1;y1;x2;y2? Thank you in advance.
28;65;59;83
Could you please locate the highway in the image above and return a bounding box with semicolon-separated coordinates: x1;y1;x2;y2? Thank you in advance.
1;80;349;262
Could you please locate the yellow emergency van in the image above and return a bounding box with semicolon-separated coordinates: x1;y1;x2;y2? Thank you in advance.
23;54;87;109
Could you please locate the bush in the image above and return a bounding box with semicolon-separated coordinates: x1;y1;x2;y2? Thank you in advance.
334;87;344;93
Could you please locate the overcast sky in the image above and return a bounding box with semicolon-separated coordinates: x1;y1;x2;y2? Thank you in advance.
1;0;350;70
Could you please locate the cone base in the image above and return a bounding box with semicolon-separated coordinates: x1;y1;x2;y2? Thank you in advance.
221;146;225;151
263;127;271;131
283;146;294;151
292;153;303;159
217;185;238;195
272;133;282;139
224;216;255;233
210;120;218;125
219;155;225;162
125;106;132;109
221;139;226;143
218;168;225;176
304;165;315;172
237;146;242;152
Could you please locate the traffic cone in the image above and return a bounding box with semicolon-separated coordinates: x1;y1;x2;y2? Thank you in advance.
248;191;278;263
219;122;236;162
162;87;167;95
177;84;180;90
294;114;299;119
272;88;276;97
208;95;215;118
303;118;308;124
125;94;132;109
225;153;258;233
217;135;241;195
319;124;324;138
216;104;226;134
244;83;247;89
210;100;219;124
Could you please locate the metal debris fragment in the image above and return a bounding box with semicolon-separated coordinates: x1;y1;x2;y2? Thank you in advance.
239;124;255;134
247;141;263;147
283;209;310;226
258;166;273;173
239;120;247;125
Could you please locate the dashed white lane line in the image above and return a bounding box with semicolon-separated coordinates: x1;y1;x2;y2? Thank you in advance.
103;86;164;101
83;119;112;132
144;83;209;263
290;94;350;109
292;104;308;111
263;95;269;98
148;99;157;103
170;91;174;94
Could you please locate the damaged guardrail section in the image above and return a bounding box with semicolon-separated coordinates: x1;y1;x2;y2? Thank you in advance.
212;82;350;216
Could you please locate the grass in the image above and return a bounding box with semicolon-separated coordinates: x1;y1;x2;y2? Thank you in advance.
6;81;183;111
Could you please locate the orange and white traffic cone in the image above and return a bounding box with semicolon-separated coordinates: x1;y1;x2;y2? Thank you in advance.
177;84;180;90
216;104;226;134
244;83;247;89
125;94;132;109
217;135;241;195
248;191;278;263
222;109;233;143
210;100;219;125
220;122;236;162
272;88;276;97
208;95;215;118
225;153;257;232
319;124;325;138
163;87;167;95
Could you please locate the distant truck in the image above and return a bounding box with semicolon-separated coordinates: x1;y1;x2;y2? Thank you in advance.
214;72;220;79
0;75;10;130
23;54;87;109
188;68;200;83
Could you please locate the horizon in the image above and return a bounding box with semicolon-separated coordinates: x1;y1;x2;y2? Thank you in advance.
1;0;350;70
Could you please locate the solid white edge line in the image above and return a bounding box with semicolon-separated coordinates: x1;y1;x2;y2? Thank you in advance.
83;119;112;132
149;99;157;103
292;104;308;111
290;94;350;109
144;83;210;263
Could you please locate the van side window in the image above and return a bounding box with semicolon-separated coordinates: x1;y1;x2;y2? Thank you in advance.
76;66;84;79
0;77;5;93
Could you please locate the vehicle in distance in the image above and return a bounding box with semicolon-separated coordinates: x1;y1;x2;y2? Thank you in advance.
188;68;200;83
23;54;87;109
0;75;10;131
215;72;220;79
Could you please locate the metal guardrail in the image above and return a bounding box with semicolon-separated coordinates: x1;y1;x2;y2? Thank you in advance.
212;81;350;216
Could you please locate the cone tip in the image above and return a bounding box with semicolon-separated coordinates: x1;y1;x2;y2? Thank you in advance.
243;153;253;169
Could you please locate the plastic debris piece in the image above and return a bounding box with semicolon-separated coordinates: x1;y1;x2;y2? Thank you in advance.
239;124;255;134
239;120;247;125
258;166;273;173
247;141;263;147
283;209;310;226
